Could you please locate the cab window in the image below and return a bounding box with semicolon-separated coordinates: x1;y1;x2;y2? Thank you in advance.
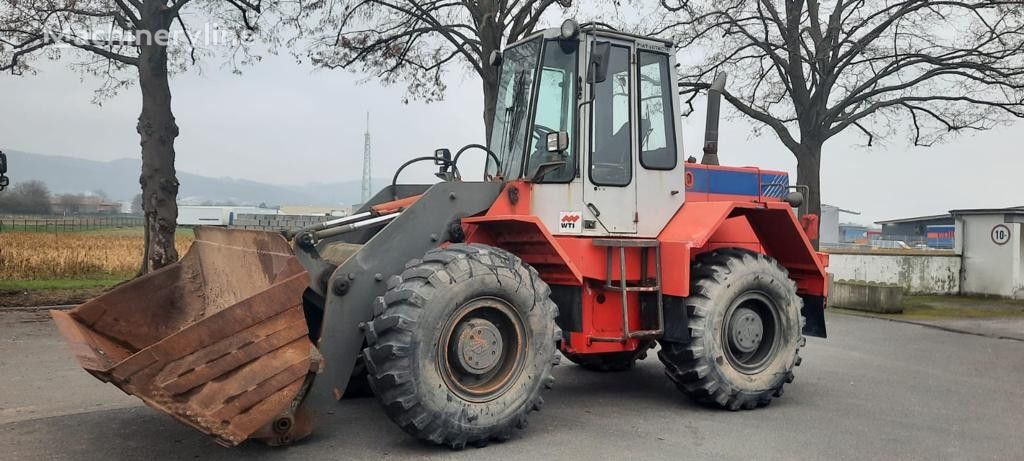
589;43;632;187
637;51;677;170
526;40;578;182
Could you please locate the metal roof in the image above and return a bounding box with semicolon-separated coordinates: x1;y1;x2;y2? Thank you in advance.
949;206;1024;216
874;213;952;225
822;204;860;215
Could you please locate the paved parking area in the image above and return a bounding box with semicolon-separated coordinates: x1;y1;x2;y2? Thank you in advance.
2;310;1022;460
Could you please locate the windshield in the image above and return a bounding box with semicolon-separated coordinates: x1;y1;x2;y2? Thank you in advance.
487;39;541;179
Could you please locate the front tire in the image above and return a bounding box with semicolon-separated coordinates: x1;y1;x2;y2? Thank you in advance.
658;249;804;410
362;244;560;449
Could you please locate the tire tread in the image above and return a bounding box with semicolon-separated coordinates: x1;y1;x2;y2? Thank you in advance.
658;248;804;410
364;243;559;448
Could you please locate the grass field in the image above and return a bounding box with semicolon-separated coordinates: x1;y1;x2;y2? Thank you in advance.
0;229;194;286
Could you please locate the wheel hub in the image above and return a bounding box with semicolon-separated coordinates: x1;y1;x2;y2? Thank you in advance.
722;291;781;375
454;320;503;375
438;297;527;403
729;306;764;353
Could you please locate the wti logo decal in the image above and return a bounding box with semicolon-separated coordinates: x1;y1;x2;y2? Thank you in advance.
559;211;582;234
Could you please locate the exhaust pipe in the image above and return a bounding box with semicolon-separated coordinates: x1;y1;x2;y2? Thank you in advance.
701;72;728;166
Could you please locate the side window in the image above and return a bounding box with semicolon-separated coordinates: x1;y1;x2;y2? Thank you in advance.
527;40;578;182
638;51;677;170
590;43;632;187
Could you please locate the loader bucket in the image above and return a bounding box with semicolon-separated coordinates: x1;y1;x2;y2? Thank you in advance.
51;227;319;446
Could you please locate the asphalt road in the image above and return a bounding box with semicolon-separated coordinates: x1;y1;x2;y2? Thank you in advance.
2;310;1022;460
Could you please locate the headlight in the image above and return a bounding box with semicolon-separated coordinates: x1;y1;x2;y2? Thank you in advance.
560;19;578;39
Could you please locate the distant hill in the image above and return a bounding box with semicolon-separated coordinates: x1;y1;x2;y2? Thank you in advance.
1;149;384;207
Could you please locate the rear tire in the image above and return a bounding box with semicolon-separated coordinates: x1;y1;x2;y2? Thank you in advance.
562;342;653;372
362;243;560;449
658;248;804;410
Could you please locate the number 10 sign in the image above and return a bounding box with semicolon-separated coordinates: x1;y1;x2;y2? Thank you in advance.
991;224;1011;246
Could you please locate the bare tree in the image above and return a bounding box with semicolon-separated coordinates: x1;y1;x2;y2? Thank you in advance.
0;180;53;214
1;0;272;273
300;0;576;139
131;192;144;214
56;193;84;215
657;0;1024;234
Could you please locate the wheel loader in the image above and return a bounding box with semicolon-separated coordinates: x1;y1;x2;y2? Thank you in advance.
51;21;829;449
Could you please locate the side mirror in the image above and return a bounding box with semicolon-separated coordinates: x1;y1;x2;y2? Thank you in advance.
531;132;569;182
546;131;569;153
0;151;7;191
434;148;452;166
588;42;611;84
489;50;503;67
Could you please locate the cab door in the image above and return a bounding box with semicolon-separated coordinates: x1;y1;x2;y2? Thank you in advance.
583;37;637;234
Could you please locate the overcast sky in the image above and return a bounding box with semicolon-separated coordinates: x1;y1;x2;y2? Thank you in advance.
1;45;1021;225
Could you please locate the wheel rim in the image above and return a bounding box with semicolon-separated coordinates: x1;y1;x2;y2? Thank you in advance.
722;291;781;374
438;297;528;403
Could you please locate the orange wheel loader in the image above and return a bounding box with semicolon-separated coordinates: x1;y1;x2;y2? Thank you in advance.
52;21;828;449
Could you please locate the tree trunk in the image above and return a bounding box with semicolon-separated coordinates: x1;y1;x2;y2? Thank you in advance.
795;142;822;249
136;10;180;275
481;65;499;144
477;10;502;143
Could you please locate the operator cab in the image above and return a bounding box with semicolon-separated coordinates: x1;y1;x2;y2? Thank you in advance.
486;20;685;237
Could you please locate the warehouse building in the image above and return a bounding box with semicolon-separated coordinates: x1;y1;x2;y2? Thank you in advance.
875;213;954;246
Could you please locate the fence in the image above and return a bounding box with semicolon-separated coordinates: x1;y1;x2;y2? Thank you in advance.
823;234;934;251
0;215;145;232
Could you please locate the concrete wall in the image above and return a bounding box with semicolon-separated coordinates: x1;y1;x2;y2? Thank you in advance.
827;251;961;295
829;280;904;313
955;214;1024;299
231;213;334;231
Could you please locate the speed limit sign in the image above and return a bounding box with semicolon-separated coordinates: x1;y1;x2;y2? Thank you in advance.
991;224;1011;245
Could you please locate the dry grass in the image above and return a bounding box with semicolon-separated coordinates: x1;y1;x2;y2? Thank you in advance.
0;231;194;280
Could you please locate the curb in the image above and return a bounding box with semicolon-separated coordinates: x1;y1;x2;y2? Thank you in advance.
833;309;1024;343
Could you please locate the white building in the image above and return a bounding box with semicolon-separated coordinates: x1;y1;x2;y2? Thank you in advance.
953;206;1024;299
177;206;279;226
819;204;860;247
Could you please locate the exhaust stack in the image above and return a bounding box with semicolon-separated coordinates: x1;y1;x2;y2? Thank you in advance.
701;73;728;166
